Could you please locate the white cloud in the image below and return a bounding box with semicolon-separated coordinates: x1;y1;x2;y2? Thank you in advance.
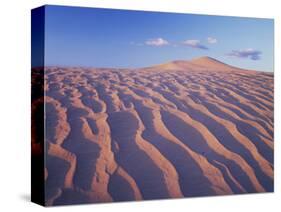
183;39;208;50
226;48;262;60
145;38;169;46
207;37;217;44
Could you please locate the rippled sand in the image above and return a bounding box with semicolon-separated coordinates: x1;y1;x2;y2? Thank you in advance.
38;57;273;205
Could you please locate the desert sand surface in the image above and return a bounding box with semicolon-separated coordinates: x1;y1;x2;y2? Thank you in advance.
41;57;273;205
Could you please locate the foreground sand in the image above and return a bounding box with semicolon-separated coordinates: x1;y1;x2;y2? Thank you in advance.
43;57;274;205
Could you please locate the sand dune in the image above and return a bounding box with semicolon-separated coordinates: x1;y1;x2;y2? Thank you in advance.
42;57;274;205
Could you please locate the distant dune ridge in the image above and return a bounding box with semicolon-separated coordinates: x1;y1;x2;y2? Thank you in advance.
145;56;261;72
41;57;273;205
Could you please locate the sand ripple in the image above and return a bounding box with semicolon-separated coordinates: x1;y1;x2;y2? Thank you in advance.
42;58;274;205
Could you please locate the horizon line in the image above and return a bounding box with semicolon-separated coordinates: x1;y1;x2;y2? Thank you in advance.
35;56;273;73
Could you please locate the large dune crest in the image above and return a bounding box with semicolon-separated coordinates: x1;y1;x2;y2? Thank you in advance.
143;56;261;73
40;57;274;205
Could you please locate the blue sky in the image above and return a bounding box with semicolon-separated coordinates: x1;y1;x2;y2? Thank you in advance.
43;5;274;72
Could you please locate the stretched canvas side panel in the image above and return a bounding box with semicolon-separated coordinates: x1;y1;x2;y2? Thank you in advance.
31;6;45;206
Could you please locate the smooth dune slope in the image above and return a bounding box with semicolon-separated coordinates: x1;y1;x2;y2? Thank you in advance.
43;57;274;205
